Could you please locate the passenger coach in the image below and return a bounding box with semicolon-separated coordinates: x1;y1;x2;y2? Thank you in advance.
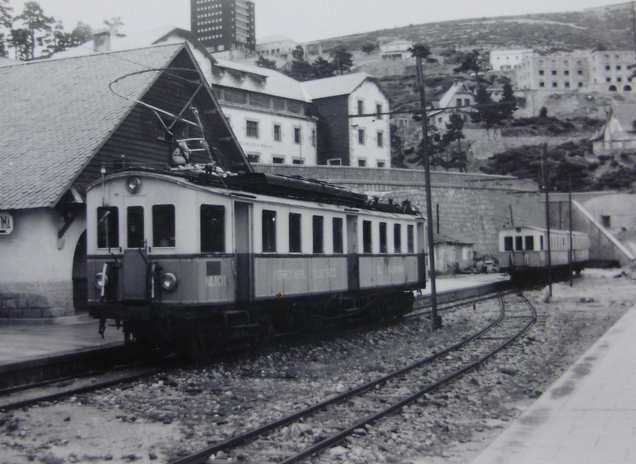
499;226;590;280
86;167;427;349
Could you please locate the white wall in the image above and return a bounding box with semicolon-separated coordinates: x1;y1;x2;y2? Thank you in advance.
348;80;391;168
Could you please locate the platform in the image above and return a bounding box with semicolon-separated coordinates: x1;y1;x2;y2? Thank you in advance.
0;273;507;369
471;301;636;464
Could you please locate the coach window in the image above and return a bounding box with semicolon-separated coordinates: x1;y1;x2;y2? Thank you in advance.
289;213;302;253
262;210;277;252
540;236;544;250
201;205;225;252
407;225;414;253
313;215;324;254
379;222;387;253
97;206;119;249
127;206;144;248
363;220;372;253
333;217;344;254
504;236;513;251
153;205;175;247
394;224;402;253
515;236;523;251
525;236;534;251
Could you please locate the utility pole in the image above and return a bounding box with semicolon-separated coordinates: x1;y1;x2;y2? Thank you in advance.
569;174;574;287
542;143;552;296
414;52;441;330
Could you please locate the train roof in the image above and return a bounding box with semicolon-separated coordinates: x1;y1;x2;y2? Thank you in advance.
89;165;421;216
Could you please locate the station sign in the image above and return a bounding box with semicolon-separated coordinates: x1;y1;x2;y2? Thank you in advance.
0;212;13;235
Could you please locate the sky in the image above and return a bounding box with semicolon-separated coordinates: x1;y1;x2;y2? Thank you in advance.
6;0;630;43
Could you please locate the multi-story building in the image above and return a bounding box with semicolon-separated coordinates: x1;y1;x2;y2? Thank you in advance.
190;0;255;53
588;51;636;92
256;35;298;62
489;49;533;71
210;59;318;165
303;73;392;168
517;51;590;91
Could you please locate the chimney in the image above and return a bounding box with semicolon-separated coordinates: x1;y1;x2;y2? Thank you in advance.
93;29;111;52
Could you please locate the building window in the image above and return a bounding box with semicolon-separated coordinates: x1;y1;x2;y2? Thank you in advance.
601;215;611;227
464;98;470;106
606;65;611;70
564;70;569;75
376;103;382;119
262;210;277;252
246;120;259;138
578;82;583;88
247;154;260;163
358;159;366;167
552;82;558;87
377;131;384;147
127;206;144;249
564;82;570;88
539;70;544;75
328;158;341;166
272;156;285;164
617;65;622;70
539;82;545;87
201;205;225;253
357;99;364;115
456;98;462;106
551;70;557;75
294;127;301;144
394;224;402;253
152;204;175;248
377;161;385;168
292;158;304;165
333;217;343;254
363;220;372;253
273;124;281;141
606;77;612;83
577;70;583;75
289;213;301;253
358;129;365;144
379;222;387;253
97;206;119;249
312;215;324;254
311;129;316;147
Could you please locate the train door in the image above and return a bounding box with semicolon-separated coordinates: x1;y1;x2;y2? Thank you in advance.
234;202;253;302
122;204;148;301
346;215;359;291
417;221;427;286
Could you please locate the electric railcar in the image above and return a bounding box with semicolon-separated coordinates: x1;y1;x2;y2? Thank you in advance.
498;226;590;281
86;166;427;349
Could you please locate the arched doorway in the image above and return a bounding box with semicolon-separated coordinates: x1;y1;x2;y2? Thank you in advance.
624;85;632;92
609;85;617;92
72;231;87;312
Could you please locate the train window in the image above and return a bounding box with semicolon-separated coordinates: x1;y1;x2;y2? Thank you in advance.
262;210;277;252
525;236;534;251
127;206;144;248
540;235;544;250
379;222;387;253
333;217;343;254
504;236;513;251
153;205;175;247
363;220;372;253
515;236;523;251
407;225;414;253
289;213;301;253
313;215;324;254
97;206;119;249
394;224;402;253
201;205;225;253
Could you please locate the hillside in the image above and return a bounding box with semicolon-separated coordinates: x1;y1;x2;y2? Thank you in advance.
310;3;636;54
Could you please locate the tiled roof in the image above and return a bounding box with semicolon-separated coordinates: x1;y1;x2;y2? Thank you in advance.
302;73;372;100
213;59;311;102
0;43;183;210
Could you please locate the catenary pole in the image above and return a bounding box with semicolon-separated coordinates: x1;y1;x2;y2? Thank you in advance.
542;143;552;297
415;54;441;330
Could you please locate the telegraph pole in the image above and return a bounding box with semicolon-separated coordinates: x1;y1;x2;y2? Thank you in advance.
414;52;441;330
542;143;553;296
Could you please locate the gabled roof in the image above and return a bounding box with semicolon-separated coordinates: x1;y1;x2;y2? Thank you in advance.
0;43;185;210
303;73;390;101
212;59;312;102
438;81;474;109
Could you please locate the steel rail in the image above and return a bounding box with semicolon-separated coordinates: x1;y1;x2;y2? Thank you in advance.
170;290;535;464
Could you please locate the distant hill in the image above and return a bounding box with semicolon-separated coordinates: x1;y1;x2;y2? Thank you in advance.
310;2;636;53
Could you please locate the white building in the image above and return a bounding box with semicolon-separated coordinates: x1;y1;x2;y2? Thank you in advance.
303;73;392;167
490;49;533;71
428;81;476;129
256;34;298;61
380;40;414;61
211;59;318;165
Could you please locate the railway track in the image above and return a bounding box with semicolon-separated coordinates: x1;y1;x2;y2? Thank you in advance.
169;290;536;464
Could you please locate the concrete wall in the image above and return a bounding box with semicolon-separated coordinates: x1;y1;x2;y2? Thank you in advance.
0;208;87;318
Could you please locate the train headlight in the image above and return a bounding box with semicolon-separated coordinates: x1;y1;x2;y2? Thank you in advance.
126;176;142;194
161;272;178;292
95;272;108;289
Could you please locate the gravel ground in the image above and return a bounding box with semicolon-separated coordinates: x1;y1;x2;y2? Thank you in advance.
0;268;633;464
